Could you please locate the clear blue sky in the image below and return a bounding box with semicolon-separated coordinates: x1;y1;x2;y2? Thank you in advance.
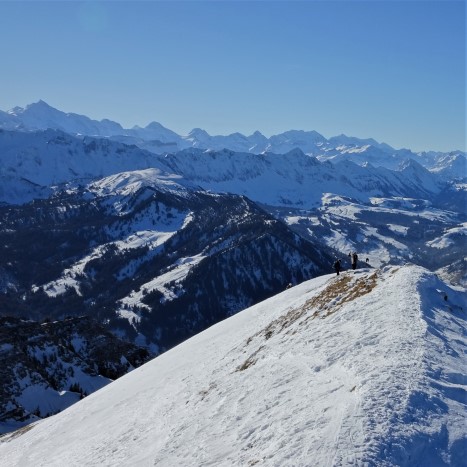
1;1;465;152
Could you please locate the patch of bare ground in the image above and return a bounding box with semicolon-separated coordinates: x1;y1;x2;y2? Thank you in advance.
198;382;217;401
237;272;378;371
0;423;35;443
236;345;265;372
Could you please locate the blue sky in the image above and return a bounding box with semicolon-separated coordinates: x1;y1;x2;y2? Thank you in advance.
1;1;465;152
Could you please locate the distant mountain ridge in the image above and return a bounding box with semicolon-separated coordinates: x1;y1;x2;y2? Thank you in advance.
0;129;449;207
1;101;464;175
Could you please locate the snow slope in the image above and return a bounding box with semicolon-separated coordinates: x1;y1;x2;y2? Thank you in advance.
0;265;465;466
154;148;443;209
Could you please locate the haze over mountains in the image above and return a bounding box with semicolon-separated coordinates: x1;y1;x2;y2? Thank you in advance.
0;101;465;463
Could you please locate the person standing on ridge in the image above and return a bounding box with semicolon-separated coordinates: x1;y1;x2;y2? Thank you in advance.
351;252;358;270
334;259;342;276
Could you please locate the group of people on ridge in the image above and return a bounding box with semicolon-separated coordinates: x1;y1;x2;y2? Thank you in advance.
333;252;359;276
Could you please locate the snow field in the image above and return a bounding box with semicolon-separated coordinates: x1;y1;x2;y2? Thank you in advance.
0;266;465;466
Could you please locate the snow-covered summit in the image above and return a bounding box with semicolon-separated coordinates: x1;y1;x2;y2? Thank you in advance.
130;121;183;143
0;265;465;466
7;101;125;137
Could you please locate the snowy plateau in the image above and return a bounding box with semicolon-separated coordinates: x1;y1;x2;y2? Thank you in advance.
0;266;465;466
0;101;466;465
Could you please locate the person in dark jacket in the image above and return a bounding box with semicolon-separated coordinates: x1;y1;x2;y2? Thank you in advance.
334;259;342;276
351;252;358;270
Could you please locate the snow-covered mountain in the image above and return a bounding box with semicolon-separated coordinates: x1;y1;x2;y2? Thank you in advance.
0;129;451;207
154;147;446;208
0;176;339;432
0;179;335;350
0;265;465;466
0;128;158;188
1;101;465;176
1;102;465;442
2;127;463;278
3;101;126;137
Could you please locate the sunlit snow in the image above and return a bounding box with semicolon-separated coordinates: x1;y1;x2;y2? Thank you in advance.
1;265;465;467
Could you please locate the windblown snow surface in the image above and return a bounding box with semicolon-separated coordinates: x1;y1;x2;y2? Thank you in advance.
0;265;465;466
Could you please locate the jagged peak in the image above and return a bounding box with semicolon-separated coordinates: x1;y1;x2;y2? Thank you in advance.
30;99;52;108
7;101;58;116
398;158;427;172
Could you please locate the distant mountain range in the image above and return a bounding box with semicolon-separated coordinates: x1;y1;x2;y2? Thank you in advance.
0;128;453;207
1;100;465;175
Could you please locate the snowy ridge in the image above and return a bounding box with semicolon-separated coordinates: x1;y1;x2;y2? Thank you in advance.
152;148;444;209
87;169;192;204
1;101;464;177
0;129;449;207
0;129;159;188
4;101;125;137
1;265;465;466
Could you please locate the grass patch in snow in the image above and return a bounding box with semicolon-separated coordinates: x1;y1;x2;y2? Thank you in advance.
260;271;377;339
239;272;378;371
0;423;36;443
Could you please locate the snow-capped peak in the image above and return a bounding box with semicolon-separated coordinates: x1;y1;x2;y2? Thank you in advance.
8;100;59;119
0;101;463;175
7;100;52;116
5;101;125;137
187;127;210;139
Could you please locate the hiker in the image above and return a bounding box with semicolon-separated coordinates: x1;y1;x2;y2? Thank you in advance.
351;252;358;270
334;259;342;276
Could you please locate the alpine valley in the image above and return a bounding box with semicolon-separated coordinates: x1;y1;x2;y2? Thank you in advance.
0;102;465;461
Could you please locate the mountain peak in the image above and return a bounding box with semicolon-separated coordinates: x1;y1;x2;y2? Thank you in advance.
0;101;460;158
8;100;62;119
399;158;426;172
26;100;57;112
284;147;306;157
145;121;166;131
187;128;210;139
251;130;265;137
33;99;51;107
7;101;54;116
